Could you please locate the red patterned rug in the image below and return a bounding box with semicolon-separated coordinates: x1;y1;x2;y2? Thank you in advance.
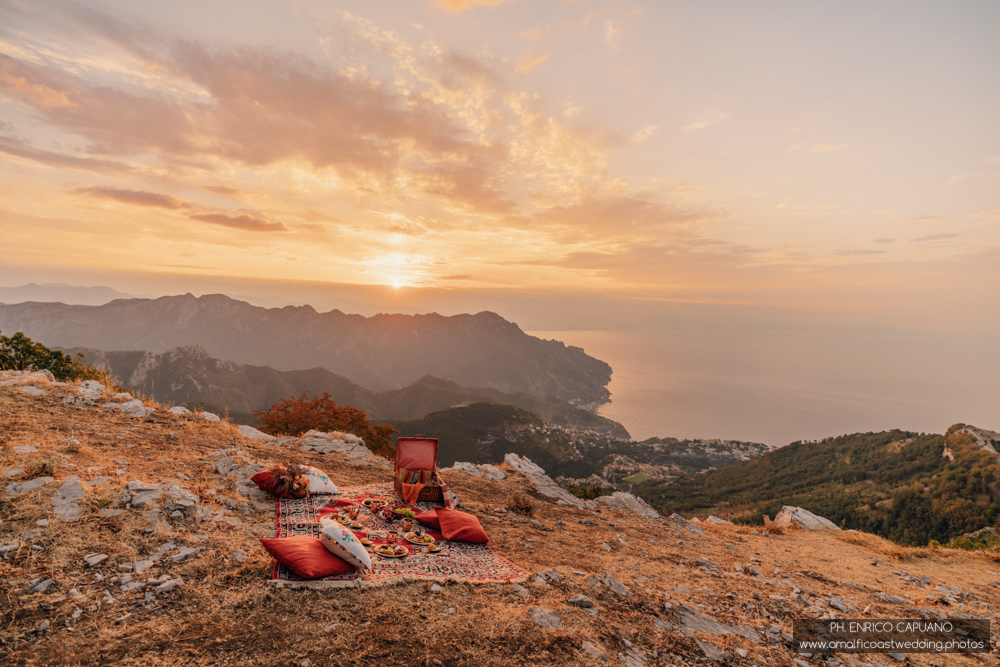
270;483;530;588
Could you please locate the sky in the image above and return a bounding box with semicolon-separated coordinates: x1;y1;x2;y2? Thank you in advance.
1;0;998;334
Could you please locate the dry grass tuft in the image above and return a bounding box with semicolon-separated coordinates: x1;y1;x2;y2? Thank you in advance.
505;493;535;516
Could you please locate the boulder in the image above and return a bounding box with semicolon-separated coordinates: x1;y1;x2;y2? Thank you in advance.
124;480;164;508
237;425;275;440
504;453;590;510
667;513;705;535
596;492;660;519
7;477;55;496
78;380;105;400
705;515;731;525
772;506;840;531
168;406;191;416
528;607;562;630
53;476;85;521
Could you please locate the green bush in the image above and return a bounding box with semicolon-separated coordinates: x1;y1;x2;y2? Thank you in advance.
0;331;103;381
567;483;606;500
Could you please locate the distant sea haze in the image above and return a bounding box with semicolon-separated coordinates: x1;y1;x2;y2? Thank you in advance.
529;327;1000;447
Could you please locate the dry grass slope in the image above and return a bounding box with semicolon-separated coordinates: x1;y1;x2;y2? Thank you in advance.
2;375;999;666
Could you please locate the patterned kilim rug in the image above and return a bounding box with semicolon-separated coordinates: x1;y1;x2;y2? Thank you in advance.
270;483;530;589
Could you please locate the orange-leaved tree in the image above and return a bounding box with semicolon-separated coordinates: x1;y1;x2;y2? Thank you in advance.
253;392;397;459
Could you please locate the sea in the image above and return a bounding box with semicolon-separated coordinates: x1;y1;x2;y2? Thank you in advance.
528;326;1000;448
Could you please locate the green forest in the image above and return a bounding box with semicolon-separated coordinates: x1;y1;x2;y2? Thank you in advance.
635;425;1000;546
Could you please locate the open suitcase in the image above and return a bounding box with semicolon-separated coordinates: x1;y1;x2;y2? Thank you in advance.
394;435;444;504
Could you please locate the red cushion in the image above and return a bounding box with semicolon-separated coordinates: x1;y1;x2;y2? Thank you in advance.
414;509;441;530
437;509;489;544
259;536;357;578
251;470;294;499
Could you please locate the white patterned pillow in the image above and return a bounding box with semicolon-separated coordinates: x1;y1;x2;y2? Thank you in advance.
305;466;339;495
319;518;371;569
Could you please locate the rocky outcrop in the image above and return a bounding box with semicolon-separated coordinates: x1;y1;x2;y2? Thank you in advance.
596;492;660;519
504;453;592;510
772;506;840;531
445;461;506;482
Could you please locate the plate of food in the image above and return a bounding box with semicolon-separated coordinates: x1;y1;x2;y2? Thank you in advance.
359;537;374;548
350;520;364;529
374;544;409;558
335;515;351;524
425;543;444;554
405;532;435;545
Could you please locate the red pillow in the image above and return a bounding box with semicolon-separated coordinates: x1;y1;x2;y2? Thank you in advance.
259;536;357;578
251;470;295;499
437;509;489;544
414;509;441;530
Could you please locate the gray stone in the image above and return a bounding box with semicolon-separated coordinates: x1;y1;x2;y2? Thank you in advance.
20;386;46;396
36;518;49;527
230;549;248;563
602;572;631;597
7;476;55;496
705;515;731;525
568;594;594;608
121;581;145;593
889;653;907;662
830;597;849;612
32;578;55;593
170;547;201;562
12;445;39;453
215;458;238;475
133;560;153;574
154;578;183;593
667;513;705;535
237;424;275;440
78;380;105;399
0;542;20;557
117;400;155;418
773;506;840;531
595;491;661;518
2;467;23;477
168;406;191;416
37;620;51;632
511;583;531;598
53;476;86;521
528;607;562;629
125;479;164;508
83;553;107;567
581;640;607;661
99;508;124;517
200;411;220;422
504;453;588;509
695;639;725;661
481;464;506;482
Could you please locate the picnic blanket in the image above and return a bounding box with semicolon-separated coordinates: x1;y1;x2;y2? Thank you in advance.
270;483;529;589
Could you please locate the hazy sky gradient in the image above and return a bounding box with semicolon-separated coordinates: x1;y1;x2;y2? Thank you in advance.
1;0;998;333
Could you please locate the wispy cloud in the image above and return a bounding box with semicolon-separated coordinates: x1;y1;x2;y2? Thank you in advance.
832;249;887;257
519;26;550;43
432;0;510;13
912;233;958;243
873;238;895;244
73;186;190;209
971;208;1000;220
515;52;547;72
189;213;288;232
629;125;658;144
683;111;729;132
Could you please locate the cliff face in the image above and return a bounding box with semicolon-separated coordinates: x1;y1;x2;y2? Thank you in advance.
0;294;612;406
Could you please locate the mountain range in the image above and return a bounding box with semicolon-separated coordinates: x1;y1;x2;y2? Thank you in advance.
61;344;627;438
635;424;1000;545
0;293;611;407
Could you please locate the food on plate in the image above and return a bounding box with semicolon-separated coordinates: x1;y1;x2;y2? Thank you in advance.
423;535;433;543
427;544;441;553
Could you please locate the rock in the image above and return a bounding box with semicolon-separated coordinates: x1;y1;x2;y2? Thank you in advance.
705;515;731;525
84;553;108;567
168;406;191;416
2;467;23;477
889;654;907;663
215;458;238;475
36;518;49;527
117;400;156;418
504;453;588;510
237;424;275;440
511;583;531;598
481;464;506;482
7;476;55;496
32;578;55;593
601;572;631;597
829;597;849;612
582;640;608;661
568;594;594;608
12;444;39;453
695;639;725;661
20;386;46;396
596;491;660;518
125;480;164;508
164;483;199;517
170;547;201;562
528;607;562;629
37;620;51;632
78;380;105;399
230;549;248;563
133;560;153;574
99;508;124;517
772;506;840;531
200;411;220;422
154;578;183;593
450;461;484;477
667;513;705;535
430;583;443;592
620;647;646;667
53;476;86;521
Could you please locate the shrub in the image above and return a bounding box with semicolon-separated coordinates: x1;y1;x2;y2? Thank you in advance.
253;391;398;459
0;331;104;381
567;483;606;501
506;493;535;516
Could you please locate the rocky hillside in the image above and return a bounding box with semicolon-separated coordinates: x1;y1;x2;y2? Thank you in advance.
389;404;767;482
0;294;612;407
3;371;1000;666
58;345;627;438
636;426;1000;546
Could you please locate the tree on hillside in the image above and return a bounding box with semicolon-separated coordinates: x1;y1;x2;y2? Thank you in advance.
253;391;397;459
0;330;102;381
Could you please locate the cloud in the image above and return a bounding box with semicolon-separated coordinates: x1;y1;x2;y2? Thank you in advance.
202;185;251;198
0;55;75;107
912;233;958;242
832;249;887;257
972;209;1000;220
629;125;658;144
73;186;190;209
683;111;729;132
515;52;548;72
189;213;289;232
432;0;510;12
810;143;849;153
519;26;550;43
0;136;131;174
873;238;895;244
568;10;598;30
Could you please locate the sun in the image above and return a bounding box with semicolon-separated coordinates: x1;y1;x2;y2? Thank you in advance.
392;279;402;288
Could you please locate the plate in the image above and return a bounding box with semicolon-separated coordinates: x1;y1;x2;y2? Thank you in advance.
335;515;351;524
350;521;364;529
424;545;445;554
405;533;435;545
374;545;409;558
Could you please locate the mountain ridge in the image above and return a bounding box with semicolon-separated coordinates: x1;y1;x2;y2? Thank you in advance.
0;293;612;406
